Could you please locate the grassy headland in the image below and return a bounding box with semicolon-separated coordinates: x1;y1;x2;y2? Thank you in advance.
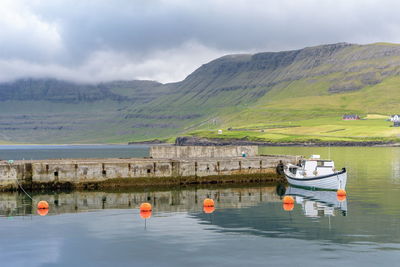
188;115;399;144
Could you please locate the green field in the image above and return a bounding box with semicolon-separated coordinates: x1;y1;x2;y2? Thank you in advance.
183;71;400;143
189;116;399;143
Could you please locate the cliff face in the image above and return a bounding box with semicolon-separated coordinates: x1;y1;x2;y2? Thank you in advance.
1;42;400;143
0;79;164;103
176;42;400;96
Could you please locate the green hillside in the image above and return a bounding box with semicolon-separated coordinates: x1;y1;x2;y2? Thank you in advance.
2;42;400;144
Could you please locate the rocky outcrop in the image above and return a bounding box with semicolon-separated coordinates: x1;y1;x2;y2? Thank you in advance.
175;136;396;147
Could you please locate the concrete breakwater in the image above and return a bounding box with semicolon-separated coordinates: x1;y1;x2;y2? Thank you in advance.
0;146;300;191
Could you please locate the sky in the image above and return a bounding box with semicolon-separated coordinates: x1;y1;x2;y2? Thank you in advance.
1;0;400;84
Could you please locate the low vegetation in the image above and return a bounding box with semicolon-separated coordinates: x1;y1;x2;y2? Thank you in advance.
190;116;400;143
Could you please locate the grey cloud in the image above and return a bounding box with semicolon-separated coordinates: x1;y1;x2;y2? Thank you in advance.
2;0;400;83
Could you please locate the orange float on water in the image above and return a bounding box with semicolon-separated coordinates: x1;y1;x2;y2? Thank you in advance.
336;189;347;201
37;201;49;210
283;195;294;204
283;203;294;211
337;189;346;196
140;202;152;212
140;210;152;219
37;208;49;216
337;194;346;202
203;198;215;207
203;206;215;214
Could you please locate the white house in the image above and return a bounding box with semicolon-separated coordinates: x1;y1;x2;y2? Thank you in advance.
390;115;400;122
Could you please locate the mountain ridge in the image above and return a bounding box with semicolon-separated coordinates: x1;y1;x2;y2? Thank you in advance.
2;42;400;143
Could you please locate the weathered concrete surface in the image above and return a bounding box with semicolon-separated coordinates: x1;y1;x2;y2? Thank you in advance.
0;148;300;190
150;145;258;158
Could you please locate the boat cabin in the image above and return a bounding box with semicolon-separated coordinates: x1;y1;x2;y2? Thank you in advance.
288;155;335;177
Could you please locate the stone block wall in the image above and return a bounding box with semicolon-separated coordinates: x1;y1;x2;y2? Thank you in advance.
149;145;258;159
0;153;300;190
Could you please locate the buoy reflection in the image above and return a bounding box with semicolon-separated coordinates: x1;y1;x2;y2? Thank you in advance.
140;210;152;219
283;203;294;211
203;206;215;214
37;208;49;216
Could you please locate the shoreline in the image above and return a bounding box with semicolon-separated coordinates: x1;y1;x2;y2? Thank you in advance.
174;136;400;147
2;138;400;147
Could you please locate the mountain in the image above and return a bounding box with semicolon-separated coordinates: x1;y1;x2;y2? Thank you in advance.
2;42;400;144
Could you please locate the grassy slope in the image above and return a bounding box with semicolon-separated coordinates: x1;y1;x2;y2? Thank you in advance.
2;43;400;144
189;76;400;143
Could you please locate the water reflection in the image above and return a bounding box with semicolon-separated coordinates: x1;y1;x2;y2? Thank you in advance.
0;185;349;220
285;186;347;217
0;185;283;218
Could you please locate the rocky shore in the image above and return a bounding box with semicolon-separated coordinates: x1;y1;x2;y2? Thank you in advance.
175;136;399;147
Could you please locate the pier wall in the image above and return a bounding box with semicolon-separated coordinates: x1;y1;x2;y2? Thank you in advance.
149;145;258;159
0;146;300;190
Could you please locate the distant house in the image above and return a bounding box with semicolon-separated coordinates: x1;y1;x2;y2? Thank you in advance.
390;115;400;122
342;114;360;120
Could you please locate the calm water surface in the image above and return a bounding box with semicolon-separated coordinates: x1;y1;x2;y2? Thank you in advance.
1;146;400;266
0;144;149;160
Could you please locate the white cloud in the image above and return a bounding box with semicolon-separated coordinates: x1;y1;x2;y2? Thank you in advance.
2;0;400;83
0;41;231;83
0;0;63;62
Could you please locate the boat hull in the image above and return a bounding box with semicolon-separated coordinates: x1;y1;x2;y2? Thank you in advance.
284;168;347;190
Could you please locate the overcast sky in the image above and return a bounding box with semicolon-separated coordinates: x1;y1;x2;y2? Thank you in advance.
1;0;400;83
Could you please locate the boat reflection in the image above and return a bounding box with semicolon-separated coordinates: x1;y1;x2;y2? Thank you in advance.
286;186;347;217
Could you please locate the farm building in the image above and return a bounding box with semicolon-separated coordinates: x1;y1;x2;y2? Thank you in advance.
390;115;400;122
342;114;360;120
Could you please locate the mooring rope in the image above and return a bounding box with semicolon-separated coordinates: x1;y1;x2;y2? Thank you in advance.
8;161;33;201
14;176;33;200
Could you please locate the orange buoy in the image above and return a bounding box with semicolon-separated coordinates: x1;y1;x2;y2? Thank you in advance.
203;198;215;207
140;202;152;212
140;210;152;219
37;201;49;210
283;203;294;211
203;206;215;214
283;195;294;204
337;194;346;202
337;189;347;197
37;208;49;216
337;189;347;201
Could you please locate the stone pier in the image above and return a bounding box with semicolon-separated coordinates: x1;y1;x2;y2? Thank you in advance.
0;146;300;191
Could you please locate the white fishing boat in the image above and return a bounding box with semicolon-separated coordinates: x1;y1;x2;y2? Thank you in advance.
284;155;347;190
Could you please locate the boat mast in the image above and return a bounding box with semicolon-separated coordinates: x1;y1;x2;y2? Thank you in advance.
328;142;331;160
